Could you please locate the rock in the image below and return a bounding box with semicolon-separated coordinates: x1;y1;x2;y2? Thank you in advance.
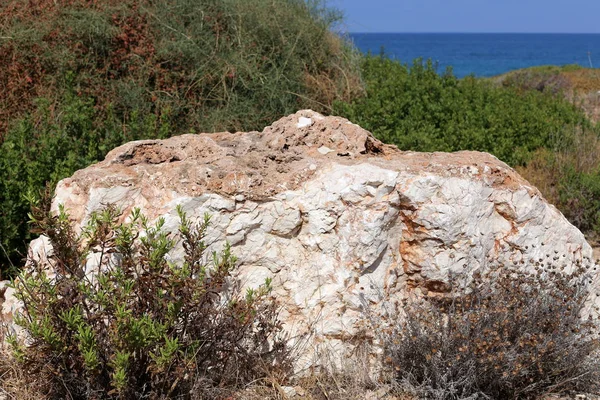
280;386;299;398
8;110;596;371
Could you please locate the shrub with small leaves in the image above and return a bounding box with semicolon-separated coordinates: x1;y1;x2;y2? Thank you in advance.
381;257;600;400
7;194;290;399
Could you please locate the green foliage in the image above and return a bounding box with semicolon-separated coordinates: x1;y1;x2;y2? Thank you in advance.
334;56;591;166
8;200;289;399
380;258;600;399
0;85;171;273
335;56;600;239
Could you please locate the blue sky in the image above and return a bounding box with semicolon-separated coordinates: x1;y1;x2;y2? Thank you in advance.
332;0;600;33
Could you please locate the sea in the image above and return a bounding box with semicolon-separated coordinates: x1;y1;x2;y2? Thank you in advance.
348;33;600;78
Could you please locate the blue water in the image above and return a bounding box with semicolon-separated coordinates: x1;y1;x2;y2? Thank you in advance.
348;33;600;78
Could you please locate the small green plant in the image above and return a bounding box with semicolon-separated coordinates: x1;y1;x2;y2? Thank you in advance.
7;195;290;399
379;256;600;399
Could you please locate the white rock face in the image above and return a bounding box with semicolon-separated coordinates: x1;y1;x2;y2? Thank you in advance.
5;110;595;369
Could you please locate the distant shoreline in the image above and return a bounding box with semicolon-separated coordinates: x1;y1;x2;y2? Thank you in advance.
349;32;600;77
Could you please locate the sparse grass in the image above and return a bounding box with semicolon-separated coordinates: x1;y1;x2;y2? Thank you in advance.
0;350;48;400
518;127;600;238
494;65;600;121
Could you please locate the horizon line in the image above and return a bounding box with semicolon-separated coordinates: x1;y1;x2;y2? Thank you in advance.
347;31;600;35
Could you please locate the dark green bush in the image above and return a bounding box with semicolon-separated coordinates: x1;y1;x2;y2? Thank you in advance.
380;258;600;399
7;198;290;399
0;83;172;274
334;56;591;166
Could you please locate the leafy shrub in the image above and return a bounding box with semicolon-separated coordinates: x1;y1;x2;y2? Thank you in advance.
0;83;172;274
6;197;290;399
334;56;591;166
380;257;600;399
334;56;600;240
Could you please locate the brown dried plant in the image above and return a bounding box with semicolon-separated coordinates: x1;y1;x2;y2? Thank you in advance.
380;256;600;400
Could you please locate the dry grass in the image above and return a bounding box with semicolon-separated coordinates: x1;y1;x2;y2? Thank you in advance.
0;342;417;400
494;66;600;122
0;350;47;400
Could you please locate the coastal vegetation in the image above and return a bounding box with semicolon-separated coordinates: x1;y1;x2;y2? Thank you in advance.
2;1;600;398
2;0;600;273
3;201;599;399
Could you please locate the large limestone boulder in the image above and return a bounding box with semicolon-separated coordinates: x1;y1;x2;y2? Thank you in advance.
6;110;595;368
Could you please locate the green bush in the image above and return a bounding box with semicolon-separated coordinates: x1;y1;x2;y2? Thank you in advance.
334;56;591;166
7;198;290;399
0;83;172;274
334;56;600;239
379;258;600;399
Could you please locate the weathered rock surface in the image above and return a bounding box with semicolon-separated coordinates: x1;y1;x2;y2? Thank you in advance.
4;110;595;368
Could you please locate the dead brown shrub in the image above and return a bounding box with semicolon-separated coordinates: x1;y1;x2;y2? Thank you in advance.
380;257;600;400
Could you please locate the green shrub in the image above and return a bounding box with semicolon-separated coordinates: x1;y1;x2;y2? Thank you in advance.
6;197;290;399
0;82;172;274
334;56;600;239
380;258;600;399
334;56;591;166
